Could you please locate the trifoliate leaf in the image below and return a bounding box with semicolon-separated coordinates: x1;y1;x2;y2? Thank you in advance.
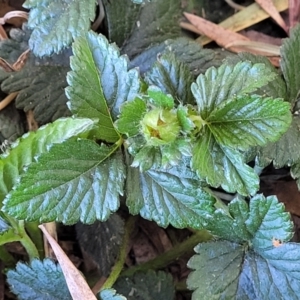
145;53;194;104
7;258;71;300
1;65;70;124
238;244;300;300
103;0;140;47
114;97;146;136
121;0;182;59
76;214;124;276
99;289;126;300
66;31;140;142
187;241;245;300
126;164;215;229
192;128;259;195
227;52;287;100
114;271;175;300
257;116;300;168
4;139;125;224
192;61;277;119
147;86;174;108
23;0;96;56
281;23;300;106
207;195;293;250
0;118;95;205
206;95;292;150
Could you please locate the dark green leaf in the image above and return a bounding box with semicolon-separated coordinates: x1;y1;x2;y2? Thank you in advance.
76;214;124;276
192;129;259;196
126;164;215;229
121;0;182;59
145;53;194;104
102;0;140;47
114;271;175;300
0;117;95;205
1;66;70;124
114;98;146;136
99;289;126;300
281;23;300;105
7;258;71;300
257;116;300;168
192;61;277;119
187;240;245;300
23;0;96;56
66;31;140;142
206;95;292;150
291;160;300;190
4;139;125;224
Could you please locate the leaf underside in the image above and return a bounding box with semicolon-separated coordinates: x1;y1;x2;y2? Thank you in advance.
23;0;96;56
4;139;125;224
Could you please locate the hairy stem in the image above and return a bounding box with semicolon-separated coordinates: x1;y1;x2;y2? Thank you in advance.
121;229;212;277
99;216;137;291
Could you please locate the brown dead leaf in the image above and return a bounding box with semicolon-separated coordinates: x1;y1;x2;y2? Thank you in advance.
184;12;250;53
0;92;18;111
289;0;300;29
241;29;282;45
255;0;288;32
39;224;97;300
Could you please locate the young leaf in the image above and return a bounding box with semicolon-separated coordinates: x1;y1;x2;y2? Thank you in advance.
126;164;215;229
192;61;277;119
187;241;245;300
113;270;175;300
206;95;292;150
0;118;95;204
257;116;300;168
114;98;147;136
145;53;195;104
121;0;182;58
23;0;96;56
281;23;300;105
6;258;71;300
192;129;259;196
3;139;125;224
99;289;126;300
147;86;174;109
76;214;124;276
207;195;293;250
66;31;140;142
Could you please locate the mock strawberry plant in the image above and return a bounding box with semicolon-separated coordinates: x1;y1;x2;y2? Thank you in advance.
0;0;300;299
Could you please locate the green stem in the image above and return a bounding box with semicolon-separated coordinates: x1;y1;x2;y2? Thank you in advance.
25;222;44;258
100;216;137;291
121;229;212;277
18;221;39;260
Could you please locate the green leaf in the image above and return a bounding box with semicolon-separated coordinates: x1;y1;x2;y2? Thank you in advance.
187;240;245;300
257;116;300;168
114;271;175;300
0;228;20;245
145;53;194;104
3;139;125;224
290;160;300;190
147;86;174;108
114;98;147;136
102;0;140;47
0;214;11;233
281;23;300;105
23;0;96;56
126;163;215;229
66;31;140;142
207;195;293;250
76;214;124;276
99;289;126;300
7;258;71;300
1;66;70;124
191;128;259;196
0;117;95;205
192;61;277;119
239;244;300;300
206;95;292;150
121;0;182;59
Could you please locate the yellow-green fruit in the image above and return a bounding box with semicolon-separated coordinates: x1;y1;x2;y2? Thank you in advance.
141;108;180;146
